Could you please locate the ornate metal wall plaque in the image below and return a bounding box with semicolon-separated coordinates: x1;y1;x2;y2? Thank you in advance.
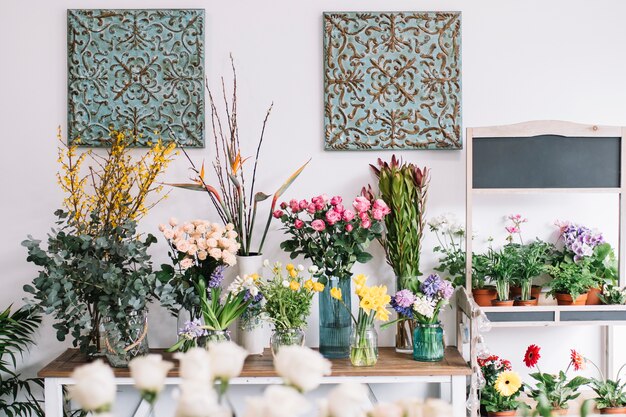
67;9;205;147
324;12;462;150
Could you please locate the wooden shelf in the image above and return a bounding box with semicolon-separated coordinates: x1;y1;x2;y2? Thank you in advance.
480;305;626;327
472;187;622;194
38;347;471;379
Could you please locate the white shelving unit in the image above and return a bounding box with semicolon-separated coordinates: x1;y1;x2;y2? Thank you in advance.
464;120;626;417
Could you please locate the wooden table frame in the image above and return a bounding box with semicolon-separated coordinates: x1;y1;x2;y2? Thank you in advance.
40;344;471;417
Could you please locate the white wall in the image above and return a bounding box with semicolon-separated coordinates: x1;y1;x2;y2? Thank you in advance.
2;0;626;413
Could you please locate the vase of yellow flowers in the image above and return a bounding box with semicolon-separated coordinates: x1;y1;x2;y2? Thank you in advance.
331;274;391;367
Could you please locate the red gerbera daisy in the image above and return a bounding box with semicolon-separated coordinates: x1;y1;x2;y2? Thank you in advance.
570;349;585;371
524;344;541;368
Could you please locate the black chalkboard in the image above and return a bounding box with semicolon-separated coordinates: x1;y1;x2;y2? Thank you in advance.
473;135;621;188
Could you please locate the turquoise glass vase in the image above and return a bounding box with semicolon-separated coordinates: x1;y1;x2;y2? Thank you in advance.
319;277;351;359
413;322;444;362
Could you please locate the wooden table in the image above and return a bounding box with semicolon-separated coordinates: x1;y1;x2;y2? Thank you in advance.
40;347;471;417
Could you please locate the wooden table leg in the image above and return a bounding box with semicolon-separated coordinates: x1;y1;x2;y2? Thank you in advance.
451;375;467;417
44;378;64;417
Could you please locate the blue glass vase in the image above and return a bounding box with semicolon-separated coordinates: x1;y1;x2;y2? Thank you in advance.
319;277;352;359
413;322;444;362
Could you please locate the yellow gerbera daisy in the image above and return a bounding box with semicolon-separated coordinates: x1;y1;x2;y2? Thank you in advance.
494;371;522;397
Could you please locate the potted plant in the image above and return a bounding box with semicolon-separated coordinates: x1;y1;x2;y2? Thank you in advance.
523;344;590;414
513;240;553;306
599;285;626;305
472;253;497;307
331;274;391;367
260;261;324;355
23;129;174;360
481;369;523;416
385;274;454;362
368;156;430;353
580;354;626;414
546;262;596;305
277;194;389;359
488;246;518;306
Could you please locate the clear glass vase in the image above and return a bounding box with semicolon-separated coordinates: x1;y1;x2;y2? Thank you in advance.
103;308;149;367
204;329;231;346
270;328;305;356
319;277;352;359
350;325;378;367
413;322;444;362
395;275;419;353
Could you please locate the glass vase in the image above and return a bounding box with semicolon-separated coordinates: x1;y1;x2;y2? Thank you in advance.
413;322;444;362
270;328;305;356
103;308;149;367
204;329;231;346
350;325;378;367
395;275;419;353
319;277;352;359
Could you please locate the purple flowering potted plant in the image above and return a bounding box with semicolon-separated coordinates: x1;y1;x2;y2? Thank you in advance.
554;221;618;305
157;219;261;351
383;274;454;361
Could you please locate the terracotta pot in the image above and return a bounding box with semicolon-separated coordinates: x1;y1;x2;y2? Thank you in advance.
555;292;588;306
472;287;498;307
600;407;626;414
586;286;604;305
550;408;568;416
491;299;515;307
514;297;538;306
488;411;517;417
510;285;542;299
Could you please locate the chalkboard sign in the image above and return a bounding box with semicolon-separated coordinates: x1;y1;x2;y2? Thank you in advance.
473;135;621;188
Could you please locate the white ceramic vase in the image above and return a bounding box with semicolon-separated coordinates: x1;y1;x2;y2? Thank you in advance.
237;254;268;355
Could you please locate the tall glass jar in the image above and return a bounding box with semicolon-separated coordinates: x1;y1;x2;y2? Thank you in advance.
413;322;444;362
270;328;305;356
204;329;231;345
319;277;352;359
103;308;149;367
350;325;378;367
396;275;419;353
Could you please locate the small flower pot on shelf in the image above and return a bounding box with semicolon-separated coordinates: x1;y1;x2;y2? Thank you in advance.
555;292;588;306
491;299;515;307
586;286;604;305
600;407;626;414
514;297;538;306
510;285;542;300
550;408;568;416
472;287;498;307
487;411;517;417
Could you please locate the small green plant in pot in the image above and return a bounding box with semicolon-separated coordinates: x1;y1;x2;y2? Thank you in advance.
599;285;626;305
514;240;553;306
488;246;518;306
547;262;596;306
580;354;626;414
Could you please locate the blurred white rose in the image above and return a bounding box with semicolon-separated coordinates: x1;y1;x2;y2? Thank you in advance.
274;346;331;392
68;360;116;412
169;217;179;227
396;398;424;417
175;381;228;417
326;383;369;417
368;403;404;417
174;348;212;383
423;399;452;417
208;341;248;381
128;354;173;396
244;385;310;417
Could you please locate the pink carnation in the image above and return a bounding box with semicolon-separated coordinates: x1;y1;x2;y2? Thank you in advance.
353;196;371;213
289;199;300;213
325;210;342;225
298;200;309;210
342;209;355;221
361;218;371;229
334;203;345;213
359;211;370;222
294;219;304;229
373;199;391;215
280;202;288;210
372;208;385;221
311;219;326;232
331;196;343;206
345;224;353;232
273;210;284;219
307;203;317;214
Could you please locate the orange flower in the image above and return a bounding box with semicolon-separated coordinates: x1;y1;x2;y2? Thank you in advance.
570;349;585;371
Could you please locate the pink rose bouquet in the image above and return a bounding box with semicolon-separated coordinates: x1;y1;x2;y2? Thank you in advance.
277;194;390;283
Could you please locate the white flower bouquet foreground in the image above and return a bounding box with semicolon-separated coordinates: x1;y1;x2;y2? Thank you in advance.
69;342;452;417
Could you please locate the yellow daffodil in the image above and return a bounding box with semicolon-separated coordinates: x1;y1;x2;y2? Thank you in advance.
289;280;301;291
494;371;522;397
304;279;314;290
313;282;325;292
375;307;390;322
289;269;298;278
360;297;374;314
330;287;342;301
353;274;367;289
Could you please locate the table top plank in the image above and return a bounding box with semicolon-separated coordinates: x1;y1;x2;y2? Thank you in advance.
38;347;471;378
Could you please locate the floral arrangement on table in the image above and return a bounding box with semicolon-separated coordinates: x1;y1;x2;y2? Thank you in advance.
66;344;452;417
477;353;523;416
167;57;309;256
523;344;590;413
157;219;262;351
385;274;454;362
260;261;324;354
23;129;175;359
330;274;391;367
277;193;390;358
364;157;430;354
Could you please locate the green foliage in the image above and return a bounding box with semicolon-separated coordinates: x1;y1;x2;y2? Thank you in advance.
22;210;157;355
525;371;590;410
547;261;596;301
481;385;523;413
488;246;519;300
589;378;626;409
599;285;626;305
471;253;491;289
0;305;43;417
371;157;430;291
588;243;619;286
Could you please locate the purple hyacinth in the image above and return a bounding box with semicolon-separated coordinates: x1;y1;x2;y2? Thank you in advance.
244;290;264;304
178;318;207;340
391;296;415;319
421;274;443;298
438;279;454;301
208;265;226;288
394;289;417;308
